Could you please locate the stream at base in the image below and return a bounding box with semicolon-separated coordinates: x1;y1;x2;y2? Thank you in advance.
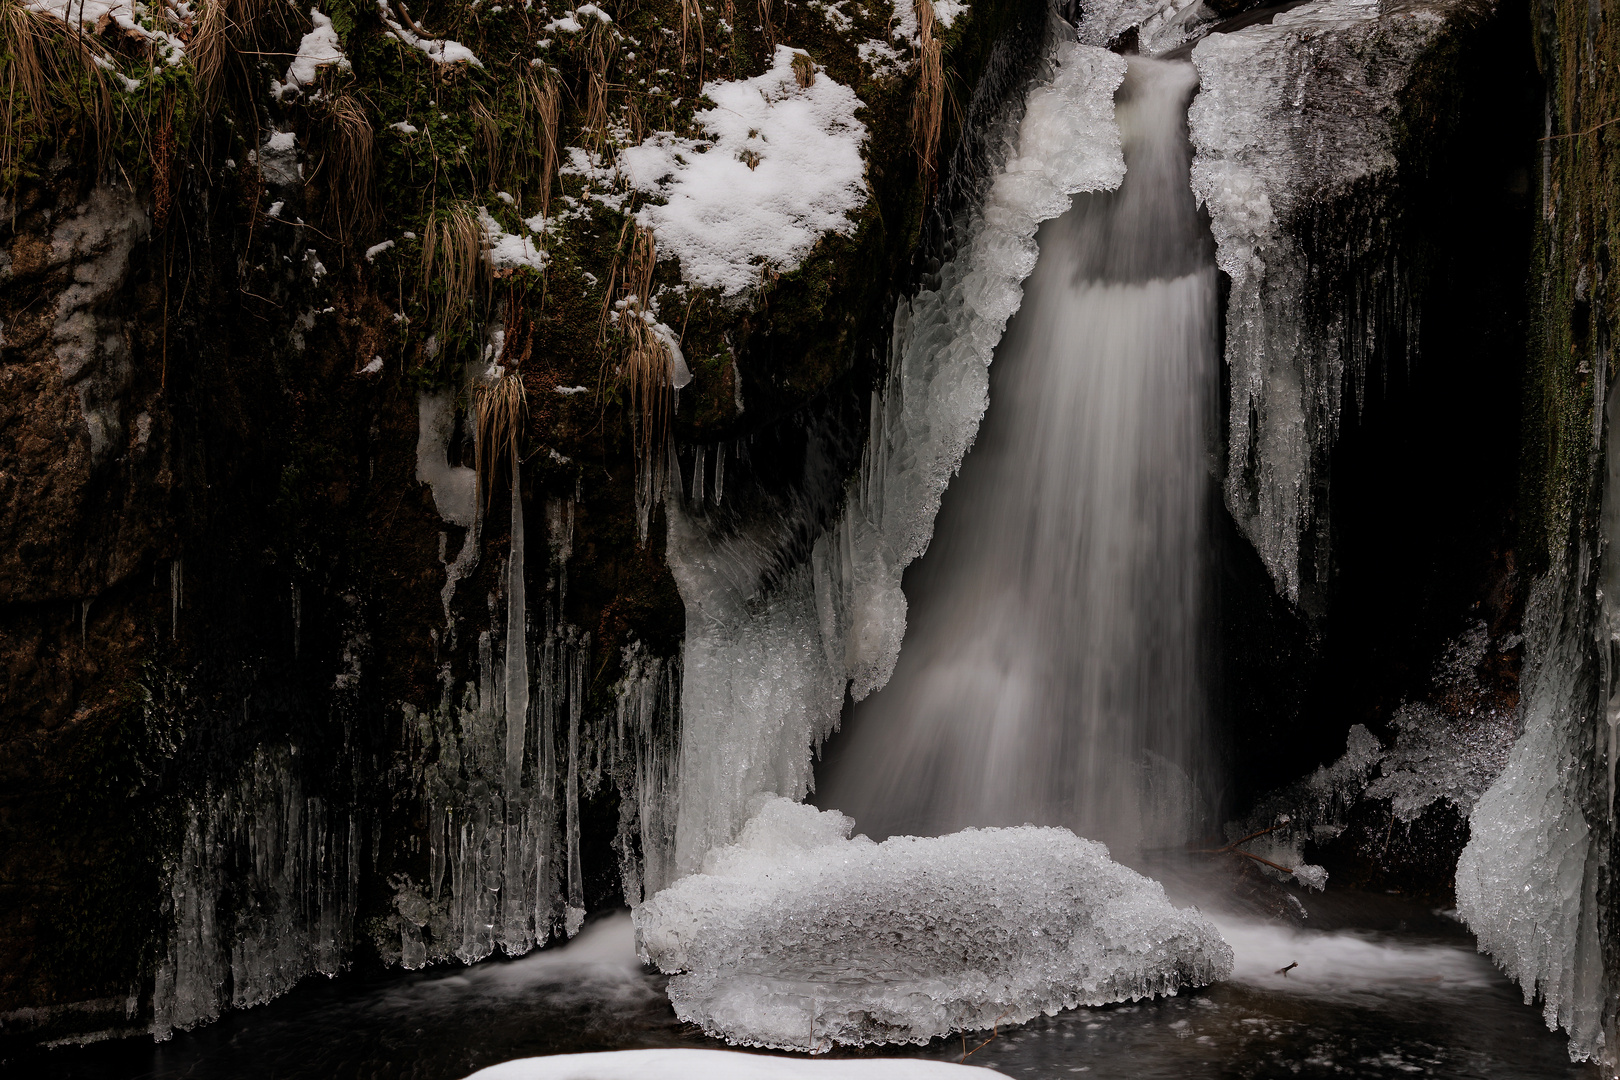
9;881;1598;1080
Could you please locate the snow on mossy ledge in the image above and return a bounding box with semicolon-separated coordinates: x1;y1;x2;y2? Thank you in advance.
636;798;1232;1052
619;45;869;298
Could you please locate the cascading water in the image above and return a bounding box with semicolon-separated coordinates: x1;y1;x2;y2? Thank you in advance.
819;56;1217;857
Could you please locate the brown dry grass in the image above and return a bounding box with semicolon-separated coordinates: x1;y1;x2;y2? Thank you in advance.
614;224;677;530
680;0;704;74
475;369;528;509
0;0;116;179
912;0;944;177
508;64;561;210
421;201;489;345
320;91;375;241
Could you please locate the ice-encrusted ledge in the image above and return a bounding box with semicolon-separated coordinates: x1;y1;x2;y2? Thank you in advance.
1188;0;1469;604
637;798;1233;1051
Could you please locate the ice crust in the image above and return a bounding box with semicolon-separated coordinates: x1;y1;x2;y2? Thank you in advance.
637;799;1232;1051
666;35;1127;876
464;1048;997;1079
1188;0;1460;602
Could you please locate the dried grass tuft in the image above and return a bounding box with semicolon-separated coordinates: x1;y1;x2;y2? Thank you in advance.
791;50;815;88
613;224;678;539
323;92;375;240
679;0;704;73
421;201;489;345
911;0;945;178
0;0;116;178
475;369;527;509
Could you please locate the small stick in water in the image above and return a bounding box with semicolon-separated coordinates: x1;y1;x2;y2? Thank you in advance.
1275;962;1298;977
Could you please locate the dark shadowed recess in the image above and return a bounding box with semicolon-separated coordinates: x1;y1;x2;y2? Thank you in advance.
1213;0;1540;829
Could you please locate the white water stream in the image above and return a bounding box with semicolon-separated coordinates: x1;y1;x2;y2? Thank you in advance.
820;57;1216;857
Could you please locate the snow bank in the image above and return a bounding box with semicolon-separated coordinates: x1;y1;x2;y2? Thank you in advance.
665;39;1126;877
273;9;351;100
637;798;1231;1051
618;46;867;296
465;1049;996;1079
25;0;187;64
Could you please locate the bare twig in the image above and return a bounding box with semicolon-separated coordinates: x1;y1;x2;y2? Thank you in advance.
961;1008;1013;1062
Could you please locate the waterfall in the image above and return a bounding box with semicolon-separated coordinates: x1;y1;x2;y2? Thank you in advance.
819;57;1217;857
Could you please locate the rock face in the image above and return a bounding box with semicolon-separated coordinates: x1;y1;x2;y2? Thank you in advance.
0;0;1042;1050
1450;0;1620;1064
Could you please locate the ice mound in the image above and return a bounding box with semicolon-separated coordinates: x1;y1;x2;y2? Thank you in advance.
465;1048;995;1078
636;798;1232;1051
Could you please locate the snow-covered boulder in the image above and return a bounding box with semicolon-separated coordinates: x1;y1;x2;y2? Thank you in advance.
636;798;1232;1051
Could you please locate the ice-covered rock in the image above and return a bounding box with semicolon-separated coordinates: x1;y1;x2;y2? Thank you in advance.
1188;0;1464;603
1457;572;1605;1059
636;798;1232;1051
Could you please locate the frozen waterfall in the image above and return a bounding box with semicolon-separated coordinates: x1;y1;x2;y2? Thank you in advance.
818;56;1218;857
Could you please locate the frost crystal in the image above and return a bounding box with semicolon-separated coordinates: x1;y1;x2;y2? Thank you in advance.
637;799;1232;1051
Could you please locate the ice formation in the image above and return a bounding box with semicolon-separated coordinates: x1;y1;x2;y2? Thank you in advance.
1188;0;1460;602
637;798;1232;1051
152;745;361;1036
464;1048;997;1079
1231;621;1520;890
1364;623;1520;822
618;46;868;297
1457;573;1606;1059
666;32;1127;875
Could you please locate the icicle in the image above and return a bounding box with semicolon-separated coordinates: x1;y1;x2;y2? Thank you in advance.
713;443;725;505
291;582;301;658
505;444;529;787
692;445;706;504
170;558;182;640
564;629;588;936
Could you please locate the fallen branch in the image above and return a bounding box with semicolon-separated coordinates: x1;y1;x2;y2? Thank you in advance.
1189;823;1298;876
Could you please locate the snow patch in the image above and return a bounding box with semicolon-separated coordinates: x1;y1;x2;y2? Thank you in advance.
618;46;867;297
638;798;1232;1051
375;0;484;66
272;9;350;100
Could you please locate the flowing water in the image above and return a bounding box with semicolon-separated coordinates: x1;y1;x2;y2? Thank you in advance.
818;57;1216;856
